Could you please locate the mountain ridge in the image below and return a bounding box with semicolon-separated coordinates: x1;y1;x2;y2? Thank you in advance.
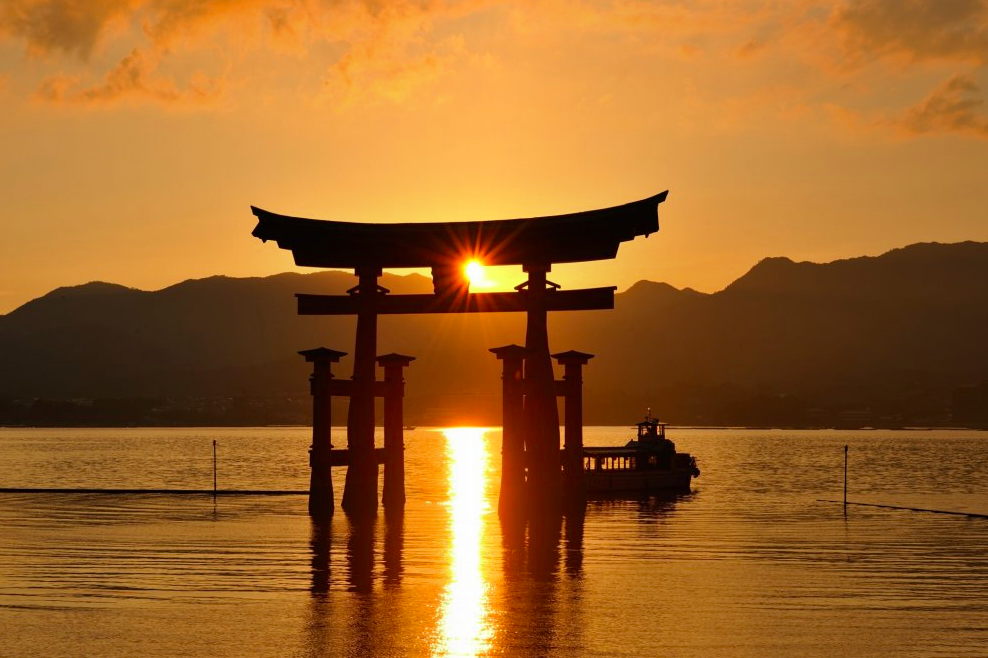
2;241;986;426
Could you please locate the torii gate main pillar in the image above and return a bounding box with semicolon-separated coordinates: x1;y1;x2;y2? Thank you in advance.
341;266;383;517
522;264;562;509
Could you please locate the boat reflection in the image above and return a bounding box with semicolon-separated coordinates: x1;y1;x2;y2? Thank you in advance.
433;427;494;656
586;490;694;517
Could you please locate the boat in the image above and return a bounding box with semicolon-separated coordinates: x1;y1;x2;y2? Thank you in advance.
582;411;700;493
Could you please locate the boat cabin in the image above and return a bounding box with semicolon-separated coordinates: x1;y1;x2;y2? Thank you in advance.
636;415;667;442
583;412;678;473
580;411;699;492
583;448;641;472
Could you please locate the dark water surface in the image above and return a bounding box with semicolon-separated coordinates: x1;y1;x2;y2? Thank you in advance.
1;427;987;657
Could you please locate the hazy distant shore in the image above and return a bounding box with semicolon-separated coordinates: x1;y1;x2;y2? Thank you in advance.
3;422;986;432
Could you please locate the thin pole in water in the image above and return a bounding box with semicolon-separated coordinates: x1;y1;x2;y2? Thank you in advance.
843;444;848;513
213;440;217;499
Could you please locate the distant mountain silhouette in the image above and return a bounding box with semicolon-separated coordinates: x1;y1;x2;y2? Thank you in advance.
2;242;986;426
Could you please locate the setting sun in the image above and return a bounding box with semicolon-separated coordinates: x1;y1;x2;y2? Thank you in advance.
464;260;493;288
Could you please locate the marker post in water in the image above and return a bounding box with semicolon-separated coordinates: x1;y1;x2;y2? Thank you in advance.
843;445;848;512
213;440;218;499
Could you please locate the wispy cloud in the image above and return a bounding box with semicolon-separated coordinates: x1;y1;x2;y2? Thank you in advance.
35;47;220;105
327;34;468;103
833;0;988;65
317;1;481;104
3;0;988;141
0;0;136;60
821;0;988;138
1;0;481;106
894;73;988;138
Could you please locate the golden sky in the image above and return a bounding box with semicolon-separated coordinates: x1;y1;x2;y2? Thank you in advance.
1;0;987;313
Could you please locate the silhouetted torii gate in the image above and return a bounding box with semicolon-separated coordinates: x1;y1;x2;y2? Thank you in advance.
251;191;667;517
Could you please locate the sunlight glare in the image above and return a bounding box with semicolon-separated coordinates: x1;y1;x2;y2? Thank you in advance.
434;427;493;657
464;260;493;288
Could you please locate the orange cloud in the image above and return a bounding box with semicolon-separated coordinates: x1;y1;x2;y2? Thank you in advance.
833;0;988;65
783;0;988;139
328;33;468;103
3;0;988;139
0;0;136;59
895;74;988;138
821;73;988;140
35;47;219;105
734;38;767;60
2;0;482;106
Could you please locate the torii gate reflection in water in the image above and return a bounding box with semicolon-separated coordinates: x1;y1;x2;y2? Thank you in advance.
251;191;667;518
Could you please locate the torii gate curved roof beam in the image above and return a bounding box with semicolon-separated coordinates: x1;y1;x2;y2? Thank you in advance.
251;191;667;269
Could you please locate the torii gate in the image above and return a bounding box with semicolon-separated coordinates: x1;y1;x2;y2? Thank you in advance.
251;191;667;517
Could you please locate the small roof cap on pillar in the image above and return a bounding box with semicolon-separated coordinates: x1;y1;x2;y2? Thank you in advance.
298;347;348;363
552;350;595;365
376;352;416;366
489;344;530;360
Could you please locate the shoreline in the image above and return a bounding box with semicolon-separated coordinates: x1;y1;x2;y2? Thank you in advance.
2;424;987;432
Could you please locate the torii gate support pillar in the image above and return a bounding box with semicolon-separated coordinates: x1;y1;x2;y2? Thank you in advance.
379;353;415;513
553;350;594;502
491;345;528;515
300;347;347;518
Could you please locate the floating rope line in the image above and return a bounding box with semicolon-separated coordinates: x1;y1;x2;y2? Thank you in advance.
818;499;988;520
0;488;306;495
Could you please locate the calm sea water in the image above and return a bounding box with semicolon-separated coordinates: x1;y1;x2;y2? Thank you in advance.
1;427;987;657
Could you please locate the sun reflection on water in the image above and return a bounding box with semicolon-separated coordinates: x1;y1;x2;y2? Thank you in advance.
434;427;493;657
